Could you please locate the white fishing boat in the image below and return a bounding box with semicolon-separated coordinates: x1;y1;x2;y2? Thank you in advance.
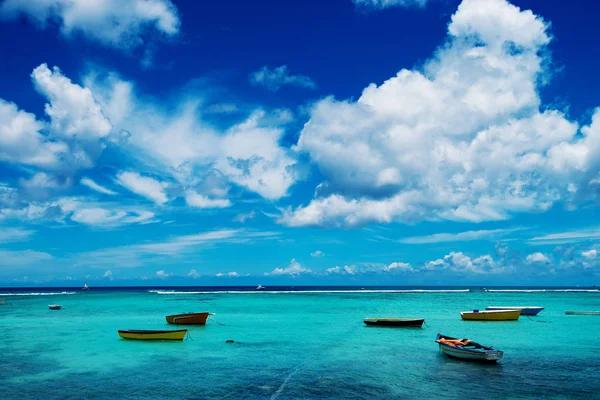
48;304;62;310
82;283;90;291
256;284;266;291
435;334;503;362
486;306;544;316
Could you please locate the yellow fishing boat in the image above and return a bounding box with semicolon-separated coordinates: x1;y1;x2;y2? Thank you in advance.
460;309;521;321
118;329;187;341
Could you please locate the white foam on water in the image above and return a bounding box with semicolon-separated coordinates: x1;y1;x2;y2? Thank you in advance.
150;289;471;295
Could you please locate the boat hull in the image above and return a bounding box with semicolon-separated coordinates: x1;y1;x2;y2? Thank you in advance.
486;306;544;315
461;309;521;321
166;312;210;325
118;329;187;341
364;318;424;327
565;310;600;316
436;334;503;362
48;304;62;310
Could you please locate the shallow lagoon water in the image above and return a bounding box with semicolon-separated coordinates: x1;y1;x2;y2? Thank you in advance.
1;287;599;399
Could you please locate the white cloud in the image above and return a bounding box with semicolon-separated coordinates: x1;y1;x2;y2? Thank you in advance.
32;64;112;142
103;270;113;280
0;0;180;49
526;252;550;263
116;172;168;205
325;265;357;275
0;99;67;169
265;259;311;276
581;249;597;259
188;269;200;278
86;74;299;201
425;251;513;274
283;0;600;228
70;207;155;227
0;249;53;267
156;270;172;279
249;65;317;92
311;250;325;257
71;229;280;268
528;227;600;245
80;178;117;195
233;210;256;223
353;0;428;9
216;271;245;277
382;261;411;271
399;228;522;244
185;191;232;209
0;227;36;243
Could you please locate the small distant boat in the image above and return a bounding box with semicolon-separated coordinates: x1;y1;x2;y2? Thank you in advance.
256;284;265;290
166;312;210;325
118;329;188;341
435;333;503;362
486;306;544;316
565;310;600;316
364;318;424;327
48;304;62;310
460;309;520;321
82;283;90;291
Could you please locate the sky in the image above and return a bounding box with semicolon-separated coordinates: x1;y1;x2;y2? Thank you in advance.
0;0;599;287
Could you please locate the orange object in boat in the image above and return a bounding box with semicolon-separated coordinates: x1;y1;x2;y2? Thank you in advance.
166;312;210;325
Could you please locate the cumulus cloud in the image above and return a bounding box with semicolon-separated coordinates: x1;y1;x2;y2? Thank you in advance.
156;270;172;279
353;0;428;10
103;270;113;280
80;178;117;195
249;65;317;92
582;249;597;259
325;265;357;275
216;271;245;277
185;191;232;209
116;172;168;205
32;64;112;142
425;251;513;274
0;99;66;169
382;261;411;271
526;252;550;263
0;0;180;49
265;259;311;276
188;269;200;278
311;250;325;257
282;0;600;228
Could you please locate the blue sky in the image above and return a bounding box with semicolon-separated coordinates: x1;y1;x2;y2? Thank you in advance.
0;0;599;286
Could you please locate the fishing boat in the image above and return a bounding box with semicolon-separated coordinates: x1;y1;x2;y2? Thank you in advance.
256;284;265;290
565;310;600;316
118;329;188;341
363;318;425;327
82;283;90;291
435;333;503;362
460;309;520;321
166;312;210;325
48;304;62;310
486;306;544;315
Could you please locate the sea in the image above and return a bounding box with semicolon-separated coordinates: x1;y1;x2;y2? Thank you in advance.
1;286;599;400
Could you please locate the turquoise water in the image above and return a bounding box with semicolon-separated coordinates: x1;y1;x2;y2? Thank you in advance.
1;287;599;399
